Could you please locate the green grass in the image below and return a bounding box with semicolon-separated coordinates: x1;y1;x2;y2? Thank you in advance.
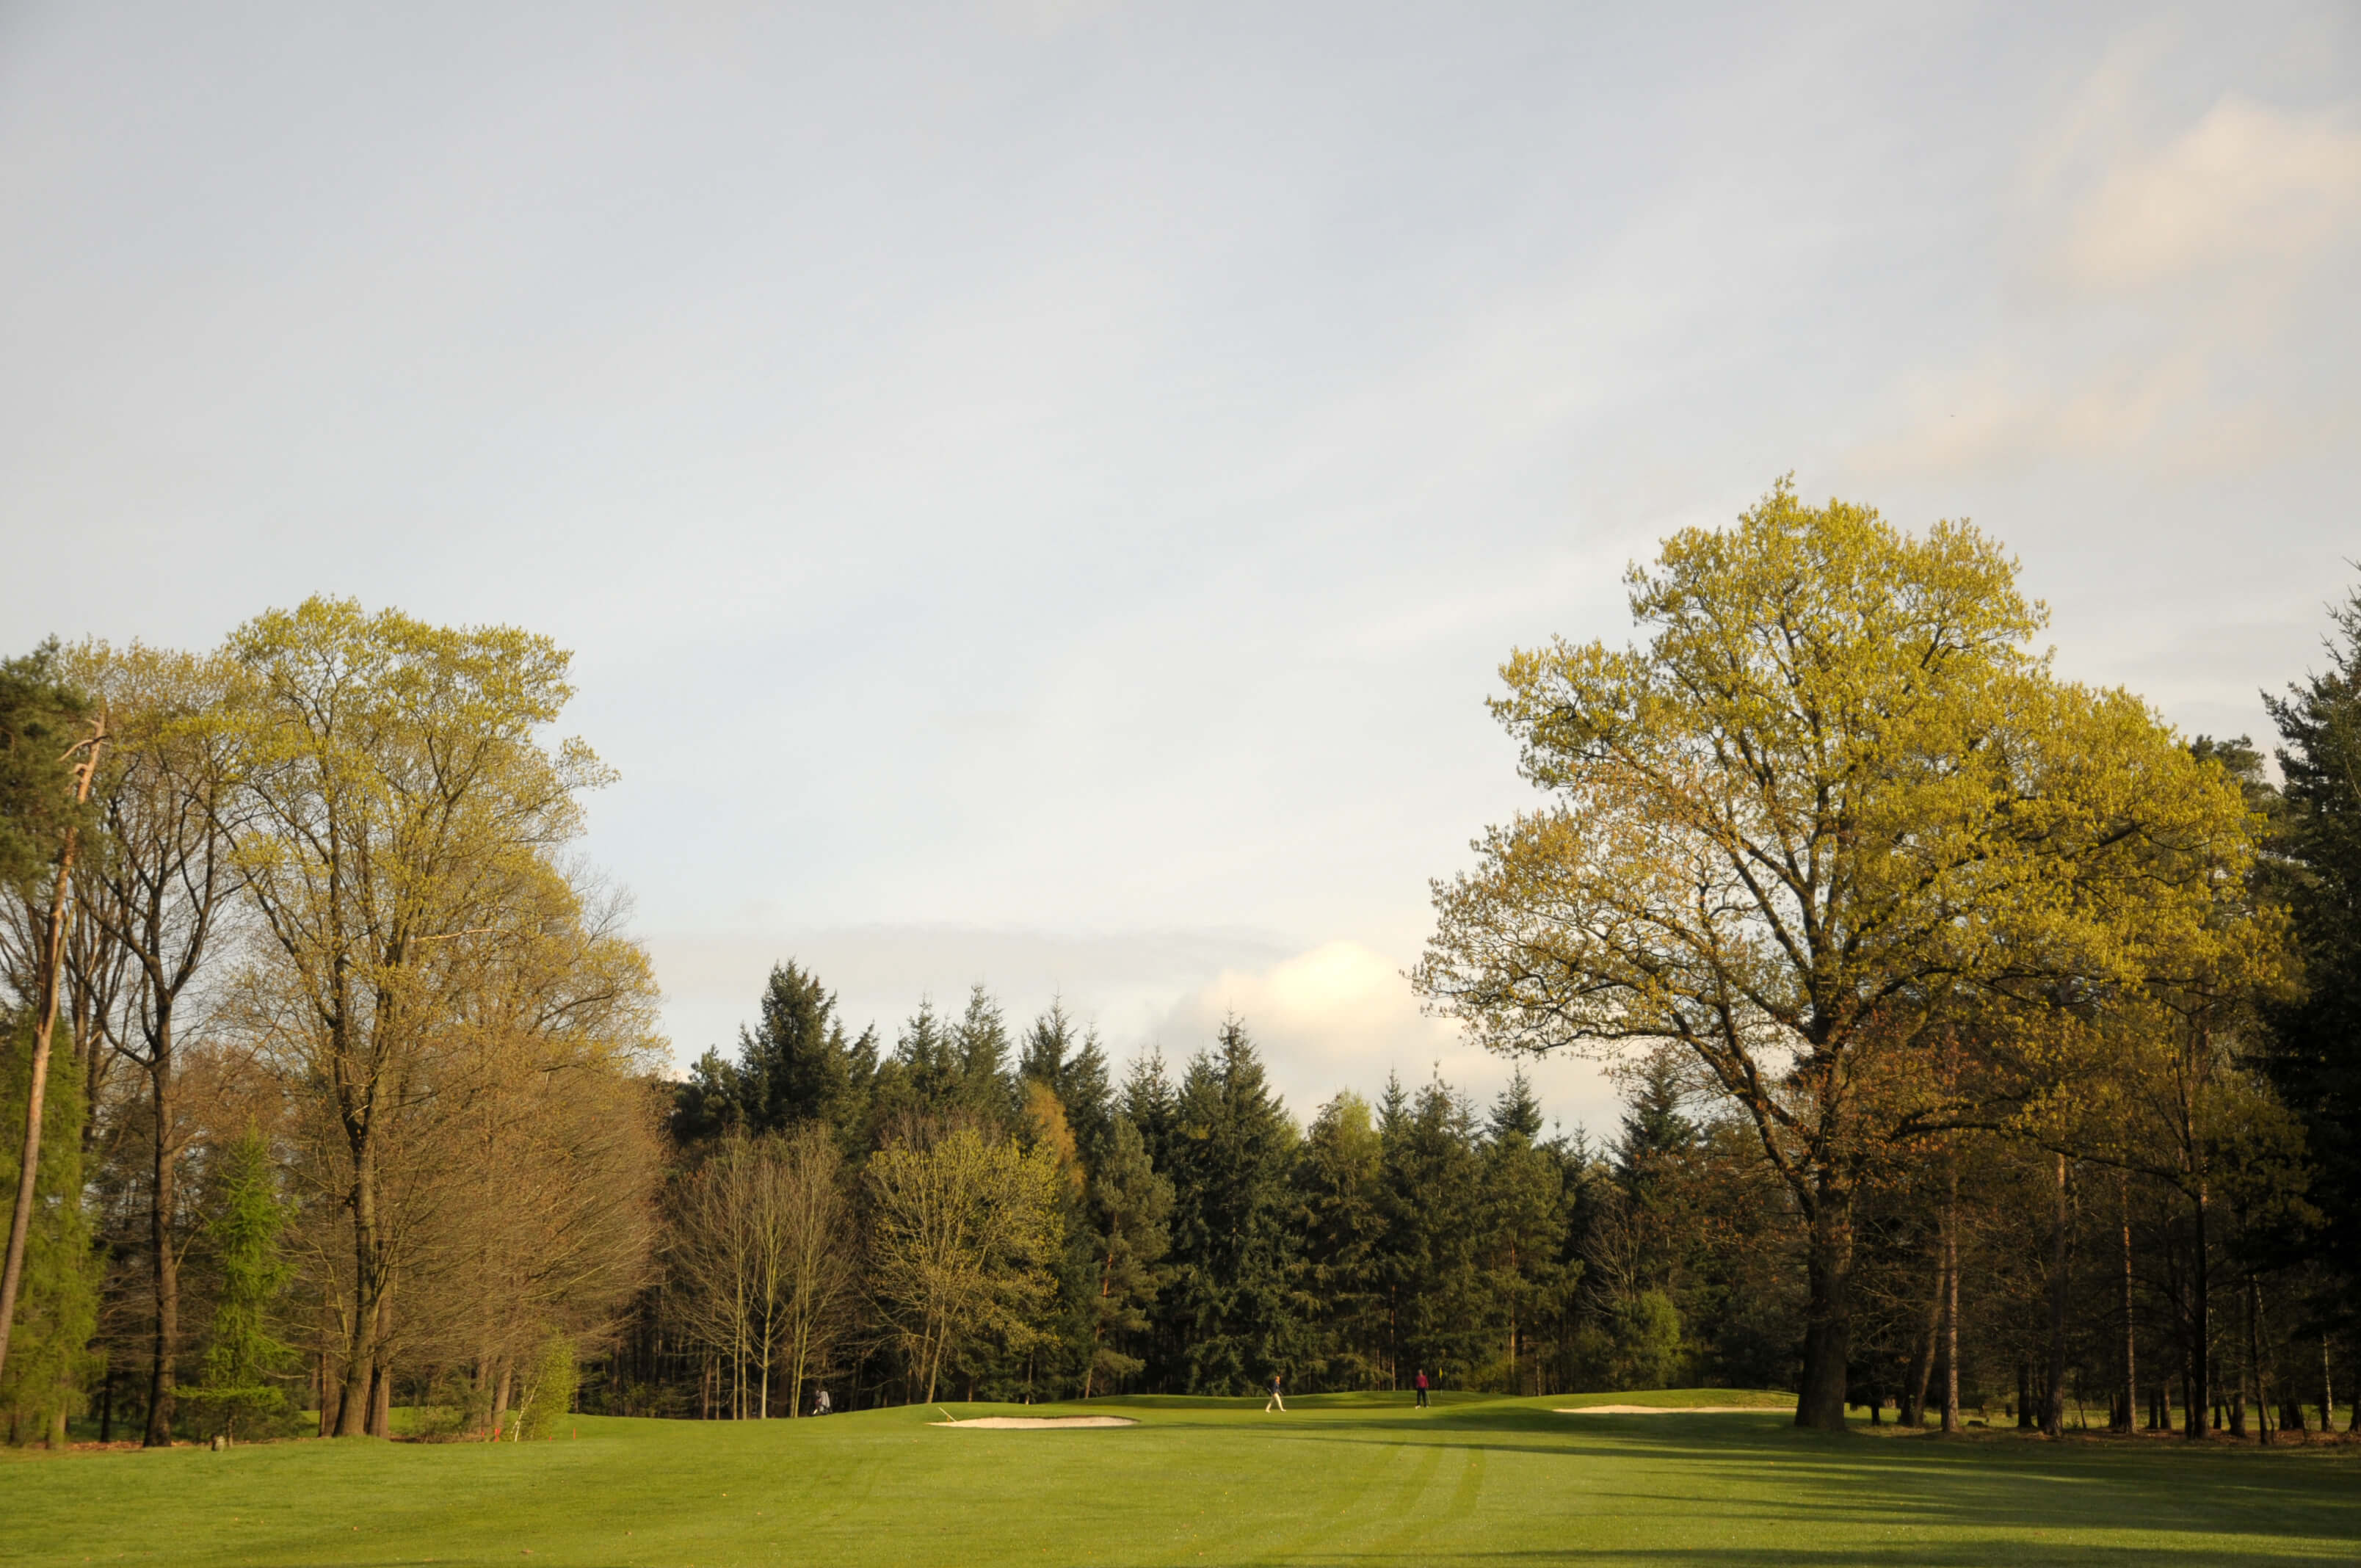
3;1392;2355;1566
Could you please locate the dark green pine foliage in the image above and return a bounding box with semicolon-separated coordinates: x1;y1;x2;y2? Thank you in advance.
867;998;957;1136
1020;1001;1113;1164
0;1015;96;1447
1613;1051;1694;1199
2265;583;2361;1319
178;1130;297;1440
1121;1049;1178;1171
673;962;877;1149
0;641;94;893
1291;1092;1387;1388
1079;1116;1173;1396
1377;1078;1492;1386
1158;1019;1305;1393
1481;1070;1573;1393
951;984;1021;1128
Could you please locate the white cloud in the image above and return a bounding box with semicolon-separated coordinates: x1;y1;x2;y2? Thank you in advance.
1153;939;1620;1133
2060;97;2361;286
1849;80;2361;482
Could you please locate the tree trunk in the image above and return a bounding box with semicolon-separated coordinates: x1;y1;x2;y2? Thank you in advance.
2185;1183;2210;1438
2016;1362;2033;1429
143;1049;178;1447
2323;1336;2335;1434
0;733;97;1381
1940;1159;1960;1435
2043;1153;2069;1439
2115;1173;2135;1434
335;1139;385;1437
2244;1271;2272;1447
1794;1178;1852;1431
369;1356;391;1437
1904;1255;1940;1428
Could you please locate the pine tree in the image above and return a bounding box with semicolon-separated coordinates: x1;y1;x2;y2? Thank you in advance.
1481;1070;1572;1395
674;962;875;1149
1612;1051;1692;1199
1021;1002;1113;1164
0;1016;95;1448
1121;1050;1178;1172
1378;1078;1491;1386
2264;582;2361;1324
1158;1019;1304;1393
951;985;1020;1128
1080;1117;1172;1396
178;1129;296;1441
1293;1092;1387;1387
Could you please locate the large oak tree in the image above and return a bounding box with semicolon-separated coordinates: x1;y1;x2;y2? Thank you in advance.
1414;482;2251;1429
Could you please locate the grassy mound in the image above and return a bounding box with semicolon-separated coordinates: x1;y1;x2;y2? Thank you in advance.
2;1392;2353;1565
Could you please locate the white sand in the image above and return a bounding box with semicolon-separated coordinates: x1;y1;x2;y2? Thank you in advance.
1554;1404;1778;1415
932;1415;1139;1429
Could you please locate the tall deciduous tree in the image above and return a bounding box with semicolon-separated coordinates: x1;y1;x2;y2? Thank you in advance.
228;598;607;1436
1415;482;2252;1428
866;1125;1062;1404
70;643;247;1444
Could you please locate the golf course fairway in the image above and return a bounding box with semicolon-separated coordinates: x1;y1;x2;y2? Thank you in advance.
4;1391;2356;1566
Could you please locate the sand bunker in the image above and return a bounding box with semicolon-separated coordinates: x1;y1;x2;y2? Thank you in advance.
1555;1404;1777;1415
932;1415;1139;1429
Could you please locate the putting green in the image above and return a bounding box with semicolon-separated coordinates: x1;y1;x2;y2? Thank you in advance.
2;1392;2354;1566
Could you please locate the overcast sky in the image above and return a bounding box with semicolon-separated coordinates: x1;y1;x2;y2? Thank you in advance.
4;3;2354;1132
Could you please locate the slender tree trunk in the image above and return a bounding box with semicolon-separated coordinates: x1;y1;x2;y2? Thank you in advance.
143;1047;178;1447
0;727;100;1381
2115;1173;2136;1434
2245;1271;2272;1446
2186;1183;2211;1438
1941;1160;1960;1434
2017;1362;2033;1429
2322;1336;2335;1434
1795;1177;1852;1431
1904;1253;1940;1428
2042;1154;2070;1438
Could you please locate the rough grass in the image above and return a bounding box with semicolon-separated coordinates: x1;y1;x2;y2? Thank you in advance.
3;1391;2356;1566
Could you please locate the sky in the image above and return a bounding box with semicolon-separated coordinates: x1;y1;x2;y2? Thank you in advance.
4;3;2355;1133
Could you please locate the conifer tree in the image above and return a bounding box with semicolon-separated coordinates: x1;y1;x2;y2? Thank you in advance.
1159;1019;1303;1393
178;1130;295;1441
1379;1080;1491;1384
1021;1002;1113;1164
1293;1092;1387;1387
0;1016;95;1448
1079;1117;1172;1397
951;985;1020;1129
680;962;876;1149
2265;581;2361;1318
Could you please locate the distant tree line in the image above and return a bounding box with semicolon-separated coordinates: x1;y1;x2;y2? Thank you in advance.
1;487;2357;1446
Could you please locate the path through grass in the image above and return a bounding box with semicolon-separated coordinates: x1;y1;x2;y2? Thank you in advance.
4;1392;2355;1566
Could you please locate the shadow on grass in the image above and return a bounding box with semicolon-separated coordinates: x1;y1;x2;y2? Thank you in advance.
1252;1402;2361;1560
